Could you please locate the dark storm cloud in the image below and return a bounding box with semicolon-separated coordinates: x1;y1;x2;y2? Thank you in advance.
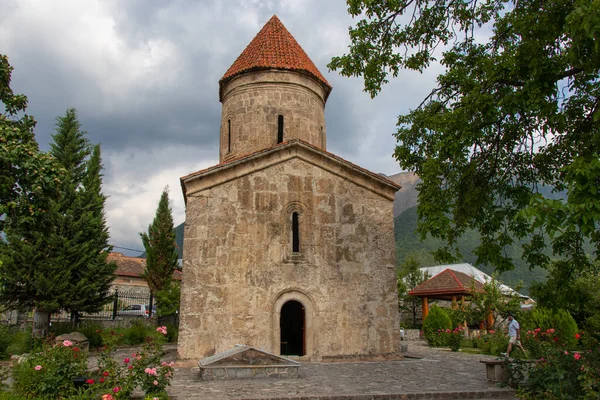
0;0;440;251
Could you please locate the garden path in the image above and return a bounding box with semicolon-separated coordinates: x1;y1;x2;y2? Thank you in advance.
154;341;517;400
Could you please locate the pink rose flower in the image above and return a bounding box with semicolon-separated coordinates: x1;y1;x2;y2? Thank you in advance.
153;380;158;386
113;387;120;393
101;395;114;400
63;339;73;347
145;367;158;375
34;365;42;371
574;353;581;360
123;357;130;363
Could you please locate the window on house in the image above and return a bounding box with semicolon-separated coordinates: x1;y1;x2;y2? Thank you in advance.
227;119;231;153
278;115;284;144
292;212;300;253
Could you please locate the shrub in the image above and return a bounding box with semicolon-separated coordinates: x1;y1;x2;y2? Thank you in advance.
473;330;509;356
0;325;12;360
7;331;40;356
164;323;178;343
447;326;464;351
512;345;600;398
95;325;174;399
76;323;104;349
12;339;88;399
553;309;578;348
422;305;452;346
123;321;153;346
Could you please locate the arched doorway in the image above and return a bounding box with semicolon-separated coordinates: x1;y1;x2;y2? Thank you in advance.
280;300;305;356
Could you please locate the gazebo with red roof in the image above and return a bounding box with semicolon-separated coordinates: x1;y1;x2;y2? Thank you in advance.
409;269;485;322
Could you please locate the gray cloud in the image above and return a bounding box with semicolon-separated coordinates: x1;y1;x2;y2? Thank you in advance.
1;0;439;254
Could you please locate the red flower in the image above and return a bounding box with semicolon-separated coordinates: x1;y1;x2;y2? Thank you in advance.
86;379;95;385
113;387;120;393
128;365;133;370
73;347;80;352
575;333;581;339
99;378;105;383
123;357;130;363
103;371;110;377
574;353;581;360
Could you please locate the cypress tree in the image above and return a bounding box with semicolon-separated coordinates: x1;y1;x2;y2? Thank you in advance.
49;110;116;328
140;188;179;317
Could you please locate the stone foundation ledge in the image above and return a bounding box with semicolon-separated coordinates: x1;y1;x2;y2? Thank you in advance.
200;365;299;380
233;389;516;399
320;352;405;362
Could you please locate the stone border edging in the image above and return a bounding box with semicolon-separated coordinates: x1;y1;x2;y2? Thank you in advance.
231;389;516;400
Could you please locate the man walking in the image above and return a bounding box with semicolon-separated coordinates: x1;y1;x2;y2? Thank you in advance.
504;313;526;357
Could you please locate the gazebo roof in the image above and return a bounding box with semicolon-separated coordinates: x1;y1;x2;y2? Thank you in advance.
408;268;484;299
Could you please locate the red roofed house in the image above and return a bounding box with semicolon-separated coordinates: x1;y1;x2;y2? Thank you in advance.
178;16;402;360
108;252;181;295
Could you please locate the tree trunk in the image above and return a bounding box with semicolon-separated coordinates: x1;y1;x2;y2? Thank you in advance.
70;311;80;330
33;309;50;337
412;299;417;328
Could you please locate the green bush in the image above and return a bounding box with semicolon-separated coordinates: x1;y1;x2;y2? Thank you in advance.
422;305;452;346
123;321;153;345
0;325;12;360
164;323;178;343
553;309;578;348
12;340;88;399
75;323;104;349
7;331;40;357
523;307;553;331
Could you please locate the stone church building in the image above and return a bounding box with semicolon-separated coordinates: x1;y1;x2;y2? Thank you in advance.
178;15;401;361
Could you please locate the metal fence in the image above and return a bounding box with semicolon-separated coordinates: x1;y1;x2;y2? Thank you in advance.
49;290;154;322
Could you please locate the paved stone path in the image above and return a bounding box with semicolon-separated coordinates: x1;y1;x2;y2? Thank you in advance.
160;341;516;399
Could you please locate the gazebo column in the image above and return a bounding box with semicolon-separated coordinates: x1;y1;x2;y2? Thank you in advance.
451;295;458;309
486;310;495;330
422;297;429;319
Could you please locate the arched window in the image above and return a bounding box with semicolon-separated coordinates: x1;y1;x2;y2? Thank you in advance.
227;119;231;153
277;115;284;144
292;212;300;253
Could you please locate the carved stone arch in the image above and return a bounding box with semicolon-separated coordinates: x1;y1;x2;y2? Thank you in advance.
272;289;316;359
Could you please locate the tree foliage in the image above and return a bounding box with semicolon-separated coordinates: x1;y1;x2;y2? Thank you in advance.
49;111;116;325
397;252;429;327
140;188;179;298
0;55;65;313
330;0;600;274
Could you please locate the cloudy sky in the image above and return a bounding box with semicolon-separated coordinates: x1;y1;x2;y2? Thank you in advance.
1;0;441;256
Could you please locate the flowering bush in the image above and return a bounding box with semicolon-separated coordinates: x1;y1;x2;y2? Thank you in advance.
473;330;509;356
12;339;88;399
94;325;175;399
510;331;600;399
422;306;452;346
447;326;465;352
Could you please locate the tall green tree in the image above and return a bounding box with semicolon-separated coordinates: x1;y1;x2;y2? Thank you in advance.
397;253;429;328
140;188;179;317
330;1;600;275
49;115;116;328
0;55;65;335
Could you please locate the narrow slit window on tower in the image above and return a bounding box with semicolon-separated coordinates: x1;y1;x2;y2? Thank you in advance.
292;212;300;253
277;115;284;144
227;119;231;153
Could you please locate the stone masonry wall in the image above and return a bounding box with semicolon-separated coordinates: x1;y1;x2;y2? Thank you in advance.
219;70;327;162
179;157;400;360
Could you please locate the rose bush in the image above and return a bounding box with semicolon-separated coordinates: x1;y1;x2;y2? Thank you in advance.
511;331;600;399
95;326;174;399
12;339;88;399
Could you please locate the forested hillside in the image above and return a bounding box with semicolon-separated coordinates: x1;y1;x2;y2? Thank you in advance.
394;206;548;294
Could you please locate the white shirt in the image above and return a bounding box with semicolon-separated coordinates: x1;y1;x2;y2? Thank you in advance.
508;319;520;337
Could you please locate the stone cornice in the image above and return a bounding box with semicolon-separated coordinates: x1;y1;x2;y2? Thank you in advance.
181;140;401;203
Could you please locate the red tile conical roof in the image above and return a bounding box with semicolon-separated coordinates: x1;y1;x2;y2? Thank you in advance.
219;15;332;101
